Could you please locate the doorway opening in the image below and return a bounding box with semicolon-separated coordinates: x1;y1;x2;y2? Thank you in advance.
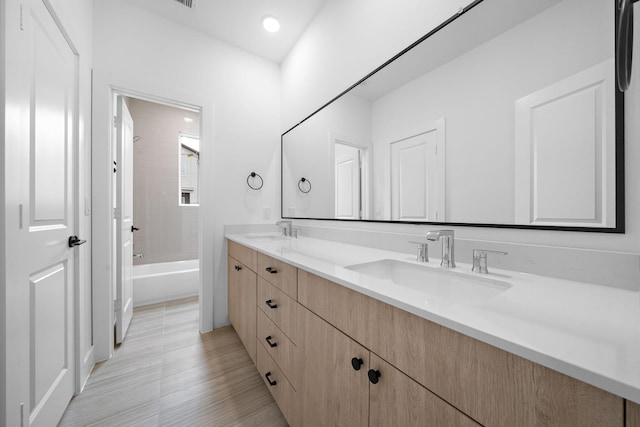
112;93;202;344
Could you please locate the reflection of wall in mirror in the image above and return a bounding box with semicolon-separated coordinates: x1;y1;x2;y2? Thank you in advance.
282;92;372;218
371;0;611;224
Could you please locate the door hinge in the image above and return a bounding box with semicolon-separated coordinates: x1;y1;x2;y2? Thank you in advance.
113;207;120;219
19;4;23;30
114;115;121;127
19;204;24;229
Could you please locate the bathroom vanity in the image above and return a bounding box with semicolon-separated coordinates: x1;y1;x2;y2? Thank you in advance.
226;234;640;426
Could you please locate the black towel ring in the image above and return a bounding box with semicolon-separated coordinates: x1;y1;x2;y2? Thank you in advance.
247;172;263;190
298;177;311;193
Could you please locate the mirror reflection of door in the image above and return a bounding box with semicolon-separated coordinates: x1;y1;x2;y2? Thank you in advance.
390;124;445;221
335;142;363;219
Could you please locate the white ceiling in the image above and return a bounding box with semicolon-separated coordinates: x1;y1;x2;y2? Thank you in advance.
123;0;327;63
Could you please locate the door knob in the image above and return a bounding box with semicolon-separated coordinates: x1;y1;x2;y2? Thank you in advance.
68;236;87;248
131;226;139;232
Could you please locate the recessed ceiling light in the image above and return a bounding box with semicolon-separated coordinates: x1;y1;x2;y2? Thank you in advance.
184;117;194;123
262;16;280;33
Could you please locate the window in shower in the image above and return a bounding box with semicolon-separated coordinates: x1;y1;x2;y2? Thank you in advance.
179;134;200;206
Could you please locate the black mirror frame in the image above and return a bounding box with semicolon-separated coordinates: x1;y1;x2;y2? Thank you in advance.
281;0;625;233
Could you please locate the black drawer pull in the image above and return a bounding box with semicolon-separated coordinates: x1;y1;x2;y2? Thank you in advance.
351;357;363;371
265;299;278;309
265;371;277;386
368;369;381;384
265;267;278;274
234;265;242;271
265;336;278;348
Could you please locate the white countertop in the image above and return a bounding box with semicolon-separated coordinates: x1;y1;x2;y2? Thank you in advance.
226;232;640;403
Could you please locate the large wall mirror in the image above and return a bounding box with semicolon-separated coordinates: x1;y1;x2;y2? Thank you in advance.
282;0;624;232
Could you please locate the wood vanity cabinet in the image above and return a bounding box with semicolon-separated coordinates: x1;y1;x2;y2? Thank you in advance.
297;269;624;427
294;304;478;426
227;241;257;363
227;241;627;427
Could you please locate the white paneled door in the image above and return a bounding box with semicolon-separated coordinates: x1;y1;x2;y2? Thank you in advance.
5;0;78;425
390;120;446;222
115;96;134;344
335;143;361;219
514;59;616;227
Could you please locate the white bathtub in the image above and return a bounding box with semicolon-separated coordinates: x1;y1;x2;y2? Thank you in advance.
133;259;199;307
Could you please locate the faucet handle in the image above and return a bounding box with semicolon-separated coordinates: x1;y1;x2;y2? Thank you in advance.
471;249;507;274
409;241;429;262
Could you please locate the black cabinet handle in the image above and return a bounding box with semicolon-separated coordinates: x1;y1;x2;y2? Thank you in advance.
131;226;139;232
265;336;278;348
265;299;278;309
234;265;242;271
265;267;278;274
351;357;363;371
368;369;381;384
265;371;277;386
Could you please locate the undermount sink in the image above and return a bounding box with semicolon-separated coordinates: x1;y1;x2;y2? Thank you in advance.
345;259;512;306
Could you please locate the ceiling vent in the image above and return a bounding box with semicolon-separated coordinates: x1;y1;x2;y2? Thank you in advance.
173;0;195;8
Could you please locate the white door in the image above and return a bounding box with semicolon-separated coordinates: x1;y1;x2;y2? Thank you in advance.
115;96;134;344
5;0;78;424
335;143;361;219
390;122;446;221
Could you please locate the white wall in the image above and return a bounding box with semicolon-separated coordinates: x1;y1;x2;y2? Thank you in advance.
282;92;372;217
281;0;640;274
92;0;281;358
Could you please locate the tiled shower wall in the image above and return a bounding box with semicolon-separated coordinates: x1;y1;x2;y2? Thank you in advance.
128;97;200;265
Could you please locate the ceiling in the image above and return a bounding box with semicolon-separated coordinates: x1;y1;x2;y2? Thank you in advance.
123;0;327;63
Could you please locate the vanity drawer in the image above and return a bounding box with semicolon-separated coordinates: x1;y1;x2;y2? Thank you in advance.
228;240;257;272
257;343;296;425
257;252;297;299
257;309;297;388
297;269;623;427
257;277;298;343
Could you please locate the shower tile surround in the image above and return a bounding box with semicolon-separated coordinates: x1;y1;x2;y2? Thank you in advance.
128;98;200;265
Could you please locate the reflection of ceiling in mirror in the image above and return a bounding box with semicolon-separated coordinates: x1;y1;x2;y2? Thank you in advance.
351;0;561;102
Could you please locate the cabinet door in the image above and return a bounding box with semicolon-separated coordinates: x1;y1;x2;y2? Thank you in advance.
628;400;640;427
228;256;257;363
296;305;369;426
369;354;480;427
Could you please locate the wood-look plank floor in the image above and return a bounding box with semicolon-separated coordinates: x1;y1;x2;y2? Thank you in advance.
59;297;287;426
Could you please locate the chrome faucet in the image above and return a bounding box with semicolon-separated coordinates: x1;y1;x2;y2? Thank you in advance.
426;230;455;268
276;220;293;237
